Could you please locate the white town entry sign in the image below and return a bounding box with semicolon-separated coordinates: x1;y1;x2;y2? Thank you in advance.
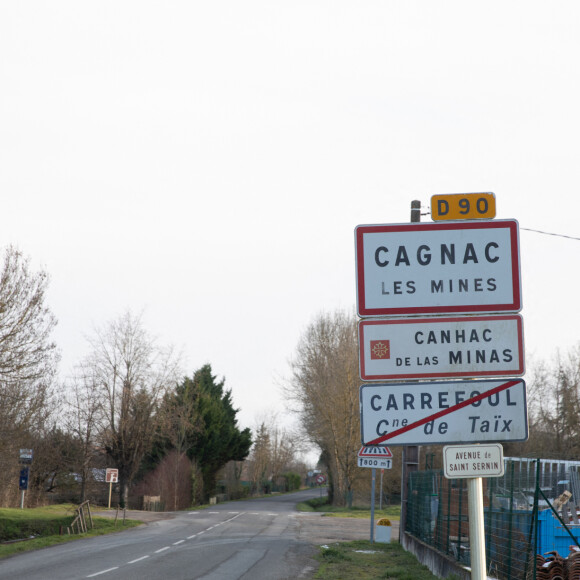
355;219;521;317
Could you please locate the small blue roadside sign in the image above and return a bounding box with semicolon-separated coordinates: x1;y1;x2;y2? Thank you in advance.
19;467;29;490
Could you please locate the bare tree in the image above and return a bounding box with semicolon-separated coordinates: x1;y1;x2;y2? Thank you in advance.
248;422;271;493
519;346;580;459
65;363;104;502
84;310;180;506
246;415;303;493
286;310;363;505
0;246;59;504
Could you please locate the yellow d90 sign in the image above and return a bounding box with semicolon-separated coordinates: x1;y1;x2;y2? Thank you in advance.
431;193;496;221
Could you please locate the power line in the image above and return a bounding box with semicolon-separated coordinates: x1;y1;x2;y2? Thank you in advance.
520;227;580;241
422;205;579;241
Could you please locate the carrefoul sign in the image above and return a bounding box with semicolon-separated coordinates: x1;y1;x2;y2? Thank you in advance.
359;379;528;446
355;219;521;317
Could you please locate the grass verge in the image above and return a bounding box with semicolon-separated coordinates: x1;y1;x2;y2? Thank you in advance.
0;505;141;559
297;497;401;520
315;540;442;579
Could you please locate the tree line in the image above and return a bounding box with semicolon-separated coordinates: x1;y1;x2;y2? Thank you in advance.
0;246;306;508
286;309;580;506
6;243;574;510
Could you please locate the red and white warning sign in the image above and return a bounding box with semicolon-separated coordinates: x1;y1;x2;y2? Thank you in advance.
106;468;118;483
360;379;528;446
357;446;393;469
358;446;393;458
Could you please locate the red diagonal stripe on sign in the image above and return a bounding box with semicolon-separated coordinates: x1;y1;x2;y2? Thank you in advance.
365;379;521;446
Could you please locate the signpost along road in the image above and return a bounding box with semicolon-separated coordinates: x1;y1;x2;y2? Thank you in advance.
355;219;521;317
359;314;524;381
357;446;393;469
360;379;528;447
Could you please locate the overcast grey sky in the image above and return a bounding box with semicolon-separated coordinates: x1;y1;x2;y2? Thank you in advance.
2;2;579;436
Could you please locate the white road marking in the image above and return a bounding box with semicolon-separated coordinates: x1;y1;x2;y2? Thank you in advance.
173;539;185;545
87;567;119;577
187;534;197;539
128;555;150;564
155;546;170;553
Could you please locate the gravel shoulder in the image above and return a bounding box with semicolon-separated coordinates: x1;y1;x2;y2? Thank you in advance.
296;513;400;545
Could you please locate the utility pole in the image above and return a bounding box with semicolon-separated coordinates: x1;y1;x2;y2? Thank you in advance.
399;200;421;542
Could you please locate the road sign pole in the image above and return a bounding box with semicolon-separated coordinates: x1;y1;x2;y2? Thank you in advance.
401;200;421;542
379;469;384;510
108;481;113;509
467;477;486;580
370;468;376;543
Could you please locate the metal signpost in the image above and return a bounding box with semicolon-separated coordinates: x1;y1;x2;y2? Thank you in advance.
106;468;119;509
358;446;393;543
355;195;526;579
18;449;33;509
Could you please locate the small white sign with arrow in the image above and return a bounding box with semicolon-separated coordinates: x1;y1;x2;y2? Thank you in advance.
357;446;393;469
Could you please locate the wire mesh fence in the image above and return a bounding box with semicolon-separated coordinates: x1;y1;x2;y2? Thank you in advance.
406;458;580;580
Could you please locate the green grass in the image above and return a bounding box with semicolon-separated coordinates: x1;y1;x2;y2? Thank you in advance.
315;540;441;579
297;497;401;520
0;505;142;559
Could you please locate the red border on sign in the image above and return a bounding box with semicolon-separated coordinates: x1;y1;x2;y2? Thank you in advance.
355;220;521;316
359;314;525;380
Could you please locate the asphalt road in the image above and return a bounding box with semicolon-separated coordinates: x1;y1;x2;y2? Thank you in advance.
0;488;381;580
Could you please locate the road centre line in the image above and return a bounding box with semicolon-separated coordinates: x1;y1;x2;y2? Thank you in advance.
367;379;520;445
128;555;150;564
87;567;119;578
87;511;247;577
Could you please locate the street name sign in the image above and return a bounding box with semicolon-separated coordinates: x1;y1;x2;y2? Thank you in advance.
355;219;521;317
359;379;528;446
443;444;504;479
357;446;393;469
431;193;496;221
359;314;524;381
